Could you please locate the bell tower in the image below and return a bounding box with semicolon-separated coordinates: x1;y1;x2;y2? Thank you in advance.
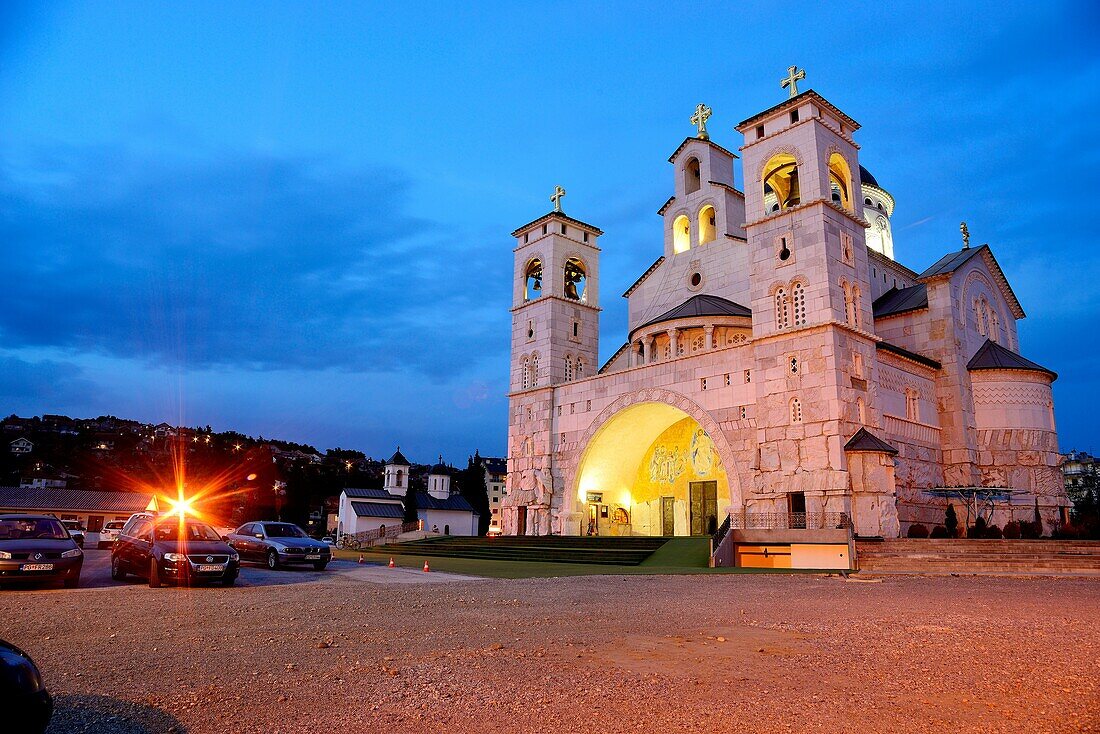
509;187;602;391
735;70;890;528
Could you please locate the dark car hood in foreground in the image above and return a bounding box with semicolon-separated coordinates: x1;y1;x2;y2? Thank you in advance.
0;538;78;553
268;537;328;550
154;540;234;555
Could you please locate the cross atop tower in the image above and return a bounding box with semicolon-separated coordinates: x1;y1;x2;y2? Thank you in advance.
781;65;806;98
550;185;566;213
960;221;970;249
690;103;712;140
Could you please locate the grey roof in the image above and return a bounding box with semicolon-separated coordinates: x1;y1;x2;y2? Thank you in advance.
843;428;899;455
481;457;507;474
0;487;152;513
876;341;942;370
351;501;404;519
510;211;603;238
386;448;409;466
344;487;394;500
917;245;985;279
872;285;928;318
859;165;880;189
967;339;1056;379
429;458;451;476
635;294;751;334
415;491;477;513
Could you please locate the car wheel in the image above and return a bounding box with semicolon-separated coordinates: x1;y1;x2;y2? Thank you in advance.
266;550;279;570
223;574;237;586
110;554;126;581
313;561;328;571
63;574;79;589
148;559;162;588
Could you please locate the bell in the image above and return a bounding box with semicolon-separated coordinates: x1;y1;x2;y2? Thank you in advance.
532;277;541;291
783;169;801;208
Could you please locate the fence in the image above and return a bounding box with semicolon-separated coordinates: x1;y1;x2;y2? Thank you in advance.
338;521;421;550
728;511;852;530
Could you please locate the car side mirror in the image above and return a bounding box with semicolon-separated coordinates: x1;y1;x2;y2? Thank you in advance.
221;535;230;542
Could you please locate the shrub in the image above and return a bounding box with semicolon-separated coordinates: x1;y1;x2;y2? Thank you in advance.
929;525;949;538
944;504;959;538
985;524;1003;539
1003;521;1021;539
968;516;987;538
907;523;930;538
1019;520;1042;539
1052;523;1082;540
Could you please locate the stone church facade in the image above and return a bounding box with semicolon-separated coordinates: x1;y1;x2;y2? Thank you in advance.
502;77;1067;539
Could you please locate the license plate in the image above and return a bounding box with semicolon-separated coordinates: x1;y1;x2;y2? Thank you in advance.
22;563;54;571
305;554;321;560
197;564;224;572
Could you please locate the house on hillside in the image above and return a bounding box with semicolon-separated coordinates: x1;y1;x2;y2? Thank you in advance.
9;438;33;455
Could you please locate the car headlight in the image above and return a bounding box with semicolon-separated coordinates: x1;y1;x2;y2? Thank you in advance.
163;552;186;562
0;551;11;559
61;548;82;558
229;552;239;562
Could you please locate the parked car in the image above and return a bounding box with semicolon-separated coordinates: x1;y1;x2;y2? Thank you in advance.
111;512;239;588
227;521;331;570
0;639;53;733
321;536;335;546
60;520;85;548
0;514;83;589
97;520;126;549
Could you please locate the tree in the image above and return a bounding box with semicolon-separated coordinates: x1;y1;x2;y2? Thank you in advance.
1033;497;1043;537
403;486;419;524
944;503;959;538
457;451;491;536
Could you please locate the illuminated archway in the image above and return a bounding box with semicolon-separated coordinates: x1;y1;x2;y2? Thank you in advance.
762;151;800;214
828;152;853;211
572;399;739;536
673;215;691;253
698;205;716;245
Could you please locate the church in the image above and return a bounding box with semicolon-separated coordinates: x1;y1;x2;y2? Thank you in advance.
501;69;1069;541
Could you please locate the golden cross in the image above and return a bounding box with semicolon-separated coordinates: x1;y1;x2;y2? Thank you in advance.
781;65;806;98
690;103;712;140
960;221;970;249
550;185;566;213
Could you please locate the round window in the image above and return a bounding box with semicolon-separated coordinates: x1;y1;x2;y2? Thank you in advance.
690;273;702;287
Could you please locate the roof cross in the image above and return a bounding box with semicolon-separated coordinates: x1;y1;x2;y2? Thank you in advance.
960;221;970;249
690;103;712;140
781;65;806;98
550;185;566;213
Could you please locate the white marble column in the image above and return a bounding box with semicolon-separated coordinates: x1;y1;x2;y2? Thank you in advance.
704;324;715;351
667;329;679;359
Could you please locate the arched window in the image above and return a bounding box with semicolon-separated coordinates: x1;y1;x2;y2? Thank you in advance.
698;205;716;245
852;286;862;329
529;353;539;387
673;215;691;253
775;287;790;329
690;334;705;352
828;153;853;211
521;357;531;389
843;281;855;326
575;358;584;379
564;355;574;382
792;282;807;327
524;259;543;301
852;351;864;379
396;470;404;487
988;310;1000;343
790;397;803;424
856;398;866;424
762;152;799;215
685;157;701;194
864;197;873;206
564;257;586;302
905;388;919;422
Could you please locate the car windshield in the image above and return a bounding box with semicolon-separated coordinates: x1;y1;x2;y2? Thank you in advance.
0;518;69;540
105;522;125;529
153;521;222;542
263;523;306;538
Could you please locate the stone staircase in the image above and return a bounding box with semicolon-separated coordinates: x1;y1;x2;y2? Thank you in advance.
855;539;1100;575
368;535;670;566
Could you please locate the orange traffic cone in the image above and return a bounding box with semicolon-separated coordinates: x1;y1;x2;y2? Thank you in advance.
357;553;364;564
422;560;430;573
388;557;395;568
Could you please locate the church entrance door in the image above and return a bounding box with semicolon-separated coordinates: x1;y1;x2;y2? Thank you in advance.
660;497;675;536
689;481;718;535
788;492;807;529
516;507;527;536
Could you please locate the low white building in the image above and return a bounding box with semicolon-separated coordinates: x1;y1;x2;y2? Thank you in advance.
335;449;479;539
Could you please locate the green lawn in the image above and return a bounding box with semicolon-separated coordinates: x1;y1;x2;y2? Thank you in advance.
335;539;843;579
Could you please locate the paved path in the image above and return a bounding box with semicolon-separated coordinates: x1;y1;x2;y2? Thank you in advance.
334;559;486;584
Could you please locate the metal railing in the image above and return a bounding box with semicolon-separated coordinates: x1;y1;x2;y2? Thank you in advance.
338;521;421;550
712;513;732;547
729;511;852;530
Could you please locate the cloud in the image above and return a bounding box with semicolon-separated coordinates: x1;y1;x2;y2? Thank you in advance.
0;354;94;407
0;144;511;379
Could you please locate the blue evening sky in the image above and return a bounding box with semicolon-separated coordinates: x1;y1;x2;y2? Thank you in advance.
1;1;1097;462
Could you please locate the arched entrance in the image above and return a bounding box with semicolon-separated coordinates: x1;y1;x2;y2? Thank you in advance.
572;399;737;537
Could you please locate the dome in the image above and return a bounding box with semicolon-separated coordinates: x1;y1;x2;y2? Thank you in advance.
859;164;882;190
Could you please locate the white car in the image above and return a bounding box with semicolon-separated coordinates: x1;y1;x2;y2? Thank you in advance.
97;520;126;549
61;520;86;548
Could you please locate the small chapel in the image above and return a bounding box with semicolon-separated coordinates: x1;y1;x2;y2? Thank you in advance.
501;69;1069;541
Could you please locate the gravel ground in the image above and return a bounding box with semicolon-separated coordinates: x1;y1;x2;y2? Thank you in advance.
1;568;1097;734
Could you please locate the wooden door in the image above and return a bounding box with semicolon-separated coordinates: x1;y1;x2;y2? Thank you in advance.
661;497;675;536
516;507;527;536
689;482;718;536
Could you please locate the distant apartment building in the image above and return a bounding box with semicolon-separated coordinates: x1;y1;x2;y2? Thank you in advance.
481;456;507;529
1063;450;1098;505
